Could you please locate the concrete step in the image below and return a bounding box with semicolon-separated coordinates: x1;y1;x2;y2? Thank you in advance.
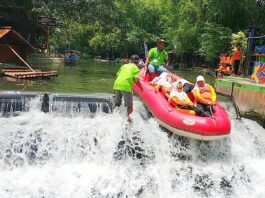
28;53;49;58
28;53;64;65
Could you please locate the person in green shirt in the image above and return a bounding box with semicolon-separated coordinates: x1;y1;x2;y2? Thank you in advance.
144;39;169;81
113;55;140;119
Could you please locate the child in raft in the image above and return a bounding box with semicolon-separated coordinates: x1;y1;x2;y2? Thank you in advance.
149;72;179;92
166;80;196;115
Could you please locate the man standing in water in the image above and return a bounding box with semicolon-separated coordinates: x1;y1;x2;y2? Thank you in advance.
144;39;169;81
113;55;141;121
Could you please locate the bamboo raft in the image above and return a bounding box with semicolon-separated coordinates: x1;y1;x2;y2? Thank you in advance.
0;47;58;78
0;66;58;79
3;70;58;79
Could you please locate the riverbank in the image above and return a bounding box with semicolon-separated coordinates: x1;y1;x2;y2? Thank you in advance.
28;53;64;65
215;76;265;127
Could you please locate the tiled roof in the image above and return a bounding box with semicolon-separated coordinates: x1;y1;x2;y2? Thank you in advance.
0;26;12;39
0;26;35;51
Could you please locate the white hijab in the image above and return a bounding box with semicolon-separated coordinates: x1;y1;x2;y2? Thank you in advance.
170;81;188;100
152;72;171;88
193;82;208;91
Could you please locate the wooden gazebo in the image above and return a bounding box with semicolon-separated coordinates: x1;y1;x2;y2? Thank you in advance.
0;26;57;78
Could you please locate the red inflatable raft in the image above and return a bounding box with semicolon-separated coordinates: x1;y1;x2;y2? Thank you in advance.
133;69;231;141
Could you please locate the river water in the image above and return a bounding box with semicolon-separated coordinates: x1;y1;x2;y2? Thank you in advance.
0;61;265;197
0;61;119;93
0;61;215;93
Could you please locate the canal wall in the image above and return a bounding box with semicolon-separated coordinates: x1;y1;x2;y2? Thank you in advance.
215;77;265;126
0;91;114;116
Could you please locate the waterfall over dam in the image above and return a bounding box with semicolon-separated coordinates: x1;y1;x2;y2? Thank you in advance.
0;91;264;198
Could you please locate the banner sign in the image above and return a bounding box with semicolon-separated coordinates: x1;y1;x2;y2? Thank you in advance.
251;61;265;84
37;16;56;27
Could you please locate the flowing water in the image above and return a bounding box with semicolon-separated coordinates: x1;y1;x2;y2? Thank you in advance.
0;94;265;198
1;61;265;197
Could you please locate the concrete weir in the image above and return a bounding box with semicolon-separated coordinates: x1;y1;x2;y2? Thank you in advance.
0;91;114;116
215;77;265;126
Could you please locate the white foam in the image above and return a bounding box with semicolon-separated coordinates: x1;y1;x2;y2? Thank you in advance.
0;98;265;197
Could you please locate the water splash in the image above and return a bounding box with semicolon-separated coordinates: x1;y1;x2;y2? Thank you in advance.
0;97;265;197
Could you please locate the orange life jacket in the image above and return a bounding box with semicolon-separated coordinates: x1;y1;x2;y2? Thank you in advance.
163;90;195;115
193;84;216;104
200;85;212;101
233;50;242;61
175;107;196;115
216;65;231;75
225;57;232;66
155;84;172;92
219;56;226;64
168;97;195;115
217;65;225;71
169;96;192;107
225;66;231;74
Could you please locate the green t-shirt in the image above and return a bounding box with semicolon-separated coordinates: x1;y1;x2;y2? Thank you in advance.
113;63;140;92
149;47;168;66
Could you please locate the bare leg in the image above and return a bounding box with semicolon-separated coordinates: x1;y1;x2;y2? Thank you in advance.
127;106;133;122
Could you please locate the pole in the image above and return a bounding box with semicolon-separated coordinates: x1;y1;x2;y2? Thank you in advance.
144;42;148;58
245;25;257;76
6;43;35;72
47;26;50;54
112;46;114;60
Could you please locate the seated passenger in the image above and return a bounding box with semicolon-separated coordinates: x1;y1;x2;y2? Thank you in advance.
166;80;195;115
192;75;216;116
150;72;173;92
216;52;232;78
176;78;194;94
225;53;233;67
222;56;232;75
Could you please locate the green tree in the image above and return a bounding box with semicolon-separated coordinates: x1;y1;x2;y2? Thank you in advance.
231;31;248;53
5;0;265;65
199;22;232;63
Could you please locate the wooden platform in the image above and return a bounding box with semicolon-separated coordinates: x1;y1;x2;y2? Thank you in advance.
0;65;28;70
1;69;32;73
1;66;58;79
1;64;59;79
3;70;58;79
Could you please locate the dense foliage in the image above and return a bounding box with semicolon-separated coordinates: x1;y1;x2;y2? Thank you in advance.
2;0;265;65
